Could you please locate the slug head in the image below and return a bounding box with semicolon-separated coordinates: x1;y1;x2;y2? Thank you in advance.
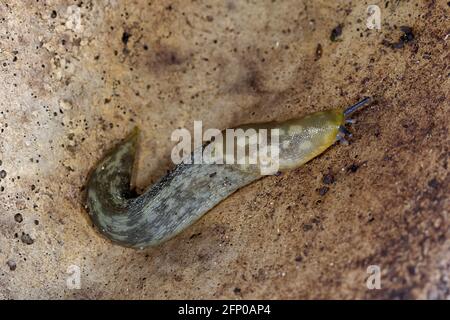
276;109;344;171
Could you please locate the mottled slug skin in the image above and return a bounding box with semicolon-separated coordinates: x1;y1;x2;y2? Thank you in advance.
87;109;344;248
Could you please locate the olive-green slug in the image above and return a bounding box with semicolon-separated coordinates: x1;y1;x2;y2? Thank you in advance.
86;97;371;248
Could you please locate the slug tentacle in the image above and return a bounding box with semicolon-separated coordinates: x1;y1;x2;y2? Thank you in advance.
343;97;371;117
339;125;352;137
86;98;370;248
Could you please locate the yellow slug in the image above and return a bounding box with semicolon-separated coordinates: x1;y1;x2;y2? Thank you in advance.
86;97;370;248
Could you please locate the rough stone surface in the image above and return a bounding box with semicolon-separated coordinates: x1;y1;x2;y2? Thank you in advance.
0;0;448;299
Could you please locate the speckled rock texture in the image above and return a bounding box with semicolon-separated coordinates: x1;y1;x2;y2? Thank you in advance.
0;0;448;299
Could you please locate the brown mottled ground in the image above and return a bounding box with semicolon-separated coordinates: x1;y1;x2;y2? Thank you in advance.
0;0;448;299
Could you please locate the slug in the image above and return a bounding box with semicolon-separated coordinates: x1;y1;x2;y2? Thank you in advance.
86;97;371;248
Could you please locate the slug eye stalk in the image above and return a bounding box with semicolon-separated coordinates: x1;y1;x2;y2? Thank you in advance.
343;97;371;117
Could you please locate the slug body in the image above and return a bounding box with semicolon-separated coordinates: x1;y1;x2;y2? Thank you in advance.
87;98;370;248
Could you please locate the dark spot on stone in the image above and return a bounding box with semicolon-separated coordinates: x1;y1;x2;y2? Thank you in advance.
34;220;39;225
322;173;335;184
189;232;201;239
6;260;16;271
347;163;359;173
233;287;241;294
407;265;416;276
330;24;343;42
383;26;415;49
302;223;313;231
143;44;148;50
246;69;261;92
209;172;217;178
154;49;183;67
230;65;265;95
387;287;414;300
318;186;329;196
14;213;23;223
427;178;439;189
51;10;57;18
206;15;214;22
197;253;207;261
295;256;302;262
315;43;323;60
0;170;6;178
121;32;131;45
21;233;34;245
399;26;414;43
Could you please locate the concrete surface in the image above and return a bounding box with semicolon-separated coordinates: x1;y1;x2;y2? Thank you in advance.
0;0;449;299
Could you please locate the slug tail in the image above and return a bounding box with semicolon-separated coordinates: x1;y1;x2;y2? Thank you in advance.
86;127;141;245
94;127;139;203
